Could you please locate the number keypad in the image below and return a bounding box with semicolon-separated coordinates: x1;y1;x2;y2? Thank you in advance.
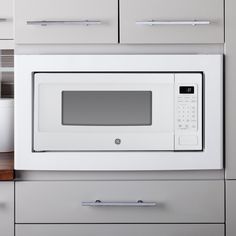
177;96;197;131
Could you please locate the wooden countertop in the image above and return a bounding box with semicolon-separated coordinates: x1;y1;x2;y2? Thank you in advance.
0;153;14;180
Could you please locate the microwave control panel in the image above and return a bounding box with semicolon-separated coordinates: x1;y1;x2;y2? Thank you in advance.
175;73;202;150
176;86;198;131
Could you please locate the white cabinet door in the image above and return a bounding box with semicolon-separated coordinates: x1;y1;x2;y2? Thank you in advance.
15;0;118;44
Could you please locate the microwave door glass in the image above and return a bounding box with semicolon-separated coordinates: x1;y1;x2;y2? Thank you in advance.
62;91;152;126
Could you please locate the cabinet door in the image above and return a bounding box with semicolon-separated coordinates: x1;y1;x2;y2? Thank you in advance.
16;224;224;236
120;0;224;44
0;182;14;236
16;180;224;223
0;0;13;39
15;0;118;44
226;0;236;179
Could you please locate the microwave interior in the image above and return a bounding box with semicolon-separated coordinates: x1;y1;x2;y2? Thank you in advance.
33;72;203;152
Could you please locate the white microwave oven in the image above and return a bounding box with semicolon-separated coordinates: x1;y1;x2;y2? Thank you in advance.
15;55;223;170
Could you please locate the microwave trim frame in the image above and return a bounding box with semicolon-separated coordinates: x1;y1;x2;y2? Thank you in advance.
15;55;223;170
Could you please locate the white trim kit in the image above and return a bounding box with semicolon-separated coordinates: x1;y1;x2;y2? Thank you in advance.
15;55;223;170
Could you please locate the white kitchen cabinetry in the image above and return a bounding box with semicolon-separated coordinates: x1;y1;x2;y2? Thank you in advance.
0;0;13;48
120;0;224;44
0;182;14;236
14;0;118;44
16;224;224;236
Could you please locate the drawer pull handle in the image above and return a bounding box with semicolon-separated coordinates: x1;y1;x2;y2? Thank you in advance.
136;20;211;26
0;18;7;22
81;200;157;207
26;20;102;26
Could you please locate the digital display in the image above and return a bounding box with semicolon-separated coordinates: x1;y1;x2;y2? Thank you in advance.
179;86;194;94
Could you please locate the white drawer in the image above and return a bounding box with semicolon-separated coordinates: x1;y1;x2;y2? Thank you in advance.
120;0;224;44
16;224;224;236
0;0;13;39
0;182;14;236
15;0;118;44
16;180;224;223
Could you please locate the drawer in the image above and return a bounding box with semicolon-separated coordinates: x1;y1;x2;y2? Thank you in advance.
0;0;13;39
16;224;224;236
120;0;224;44
16;180;224;223
15;0;118;44
0;182;14;236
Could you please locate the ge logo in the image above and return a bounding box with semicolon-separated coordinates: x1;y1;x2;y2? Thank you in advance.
115;138;121;145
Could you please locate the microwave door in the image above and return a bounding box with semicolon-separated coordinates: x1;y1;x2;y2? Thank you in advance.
33;73;175;152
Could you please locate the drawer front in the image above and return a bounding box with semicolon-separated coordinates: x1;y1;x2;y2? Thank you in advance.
16;181;224;223
0;182;14;236
0;0;13;39
120;0;224;44
16;224;224;236
15;0;118;44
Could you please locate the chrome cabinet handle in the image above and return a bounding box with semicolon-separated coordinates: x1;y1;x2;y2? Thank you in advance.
26;20;102;26
136;20;211;26
0;18;7;22
81;200;157;207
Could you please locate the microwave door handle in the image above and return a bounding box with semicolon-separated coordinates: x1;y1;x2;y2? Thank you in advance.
81;200;157;207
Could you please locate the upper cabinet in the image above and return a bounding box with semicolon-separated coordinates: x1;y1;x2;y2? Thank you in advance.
14;0;118;44
14;0;224;45
0;0;13;48
120;0;224;44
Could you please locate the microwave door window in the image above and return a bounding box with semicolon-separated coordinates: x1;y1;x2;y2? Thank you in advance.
62;91;152;126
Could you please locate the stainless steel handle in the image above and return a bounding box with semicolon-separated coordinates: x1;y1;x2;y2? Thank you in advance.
27;20;102;26
136;20;211;26
82;200;157;207
0;18;7;22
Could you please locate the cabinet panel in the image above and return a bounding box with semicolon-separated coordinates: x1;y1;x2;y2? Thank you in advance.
0;0;13;39
226;181;236;236
226;0;236;179
120;0;224;44
16;224;224;236
0;182;14;236
15;0;118;44
16;180;224;223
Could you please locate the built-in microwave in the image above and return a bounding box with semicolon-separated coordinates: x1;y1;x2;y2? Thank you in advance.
15;55;223;170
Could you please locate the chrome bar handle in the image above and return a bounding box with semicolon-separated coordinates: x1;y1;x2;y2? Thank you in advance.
0;18;7;22
81;200;157;207
136;20;211;26
27;20;102;26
